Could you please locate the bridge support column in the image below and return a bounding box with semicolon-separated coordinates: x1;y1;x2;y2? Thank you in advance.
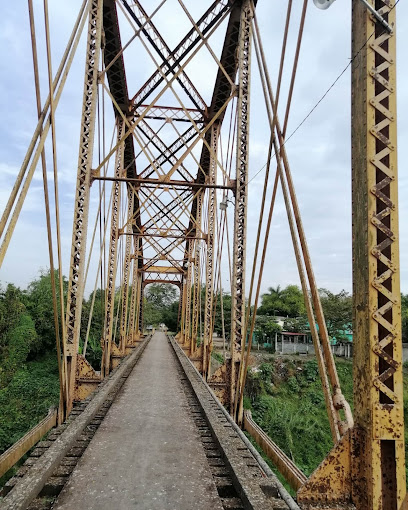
203;125;218;379
183;241;194;354
119;191;134;354
64;0;103;414
191;191;203;354
102;119;124;377
351;1;405;508
230;0;252;415
299;2;405;507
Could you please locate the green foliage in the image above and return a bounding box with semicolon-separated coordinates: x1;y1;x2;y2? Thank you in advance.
80;288;105;369
287;376;300;393
21;270;68;355
0;284;25;345
213;292;232;339
212;351;224;364
0;314;37;386
245;371;264;403
0;353;60;454
259;362;274;382
319;288;352;341
257;285;305;318
245;357;354;476
143;284;179;328
303;360;319;382
283;316;309;334
161;301;179;332
254;316;282;342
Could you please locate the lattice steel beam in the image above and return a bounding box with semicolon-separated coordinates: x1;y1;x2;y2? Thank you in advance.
119;190;134;352
351;1;405;507
230;0;252;412
64;0;103;413
102;120;124;377
203;126;218;378
122;0;206;111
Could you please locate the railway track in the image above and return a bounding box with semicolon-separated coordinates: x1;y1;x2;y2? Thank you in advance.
1;333;297;510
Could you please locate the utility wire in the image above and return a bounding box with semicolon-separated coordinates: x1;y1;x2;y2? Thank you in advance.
246;2;400;188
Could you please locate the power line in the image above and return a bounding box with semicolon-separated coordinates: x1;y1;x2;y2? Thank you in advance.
246;1;399;188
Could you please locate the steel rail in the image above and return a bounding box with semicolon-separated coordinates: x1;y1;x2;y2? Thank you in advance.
243;410;307;491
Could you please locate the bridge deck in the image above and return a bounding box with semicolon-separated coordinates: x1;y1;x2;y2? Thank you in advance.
53;332;223;510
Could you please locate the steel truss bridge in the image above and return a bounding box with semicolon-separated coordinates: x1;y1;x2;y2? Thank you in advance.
0;0;405;509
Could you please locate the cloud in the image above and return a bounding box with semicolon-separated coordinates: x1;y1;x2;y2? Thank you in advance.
0;0;407;299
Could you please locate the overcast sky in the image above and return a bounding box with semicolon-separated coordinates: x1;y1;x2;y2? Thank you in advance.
0;0;407;298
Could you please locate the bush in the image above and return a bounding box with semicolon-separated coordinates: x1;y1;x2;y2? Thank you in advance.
308;389;324;406
0;354;60;454
245;371;264;403
287;376;300;393
0;314;37;386
259;363;274;382
303;360;319;382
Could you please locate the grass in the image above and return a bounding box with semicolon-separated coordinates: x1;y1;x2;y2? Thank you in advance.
246;355;408;486
245;357;354;476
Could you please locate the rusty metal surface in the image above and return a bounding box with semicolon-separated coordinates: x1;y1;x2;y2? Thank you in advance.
297;432;352;506
351;1;406;507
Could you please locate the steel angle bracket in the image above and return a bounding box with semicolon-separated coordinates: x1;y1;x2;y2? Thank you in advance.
74;355;101;402
297;430;352;506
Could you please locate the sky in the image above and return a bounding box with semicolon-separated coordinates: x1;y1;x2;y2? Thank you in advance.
0;0;407;298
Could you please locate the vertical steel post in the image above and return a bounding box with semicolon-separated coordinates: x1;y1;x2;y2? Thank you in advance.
184;241;194;349
352;1;405;508
102;120;124;377
203;126;218;378
128;251;138;342
138;279;144;334
191;192;203;353
230;0;252;413
64;0;103;413
119;190;134;352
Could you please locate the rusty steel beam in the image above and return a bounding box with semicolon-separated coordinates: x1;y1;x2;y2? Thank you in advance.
351;1;405;507
133;104;204;123
64;0;103;414
229;0;252;413
121;0;206;111
130;0;234;109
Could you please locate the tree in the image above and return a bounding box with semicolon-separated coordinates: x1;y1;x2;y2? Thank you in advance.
0;283;25;354
143;284;179;327
283;316;309;333
318;288;352;342
254;315;282;341
162;301;179;332
213;291;232;339
257;285;305;318
24;270;68;354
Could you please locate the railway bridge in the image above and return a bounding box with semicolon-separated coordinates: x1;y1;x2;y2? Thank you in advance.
0;1;405;508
